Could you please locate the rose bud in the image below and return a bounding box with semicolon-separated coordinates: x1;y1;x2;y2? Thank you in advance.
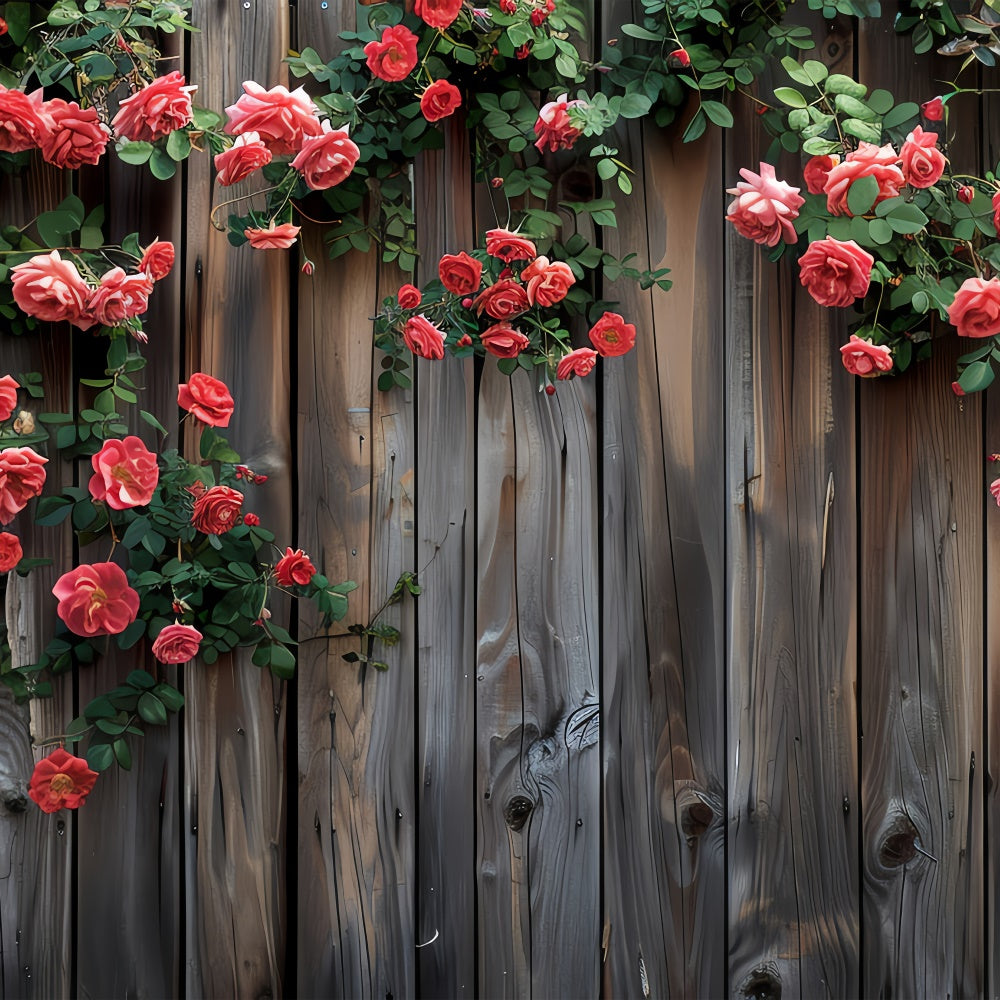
957;185;974;204
921;96;944;121
668;48;691;68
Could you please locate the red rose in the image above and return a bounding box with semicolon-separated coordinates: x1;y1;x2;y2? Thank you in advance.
28;749;98;813
485;228;537;263
900;125;946;189
364;25;419;82
224;81;322;156
11;250;95;330
86;267;153;327
151;623;203;664
420;79;462;122
0;532;22;573
403;315;446;360
244;223;300;249
243;512;260;526
802;154;839;196
798;237;873;308
0;446;47;525
0;375;18;422
275;547;317;586
111;70;196;142
992;478;1000;505
481;322;530;358
0;85;45;153
438;251;482;295
37;98;109;169
588;311;636;357
839;334;893;376
290;124;360;190
192;485;244;535
415;0;463;29
473;279;529;320
398;283;422;309
993;191;1000;236
921;96;944;121
957;185;974;204
534;94;586;153
139;240;175;281
521;256;575;306
947;277;1000;338
214;131;272;186
726;162;804;247
89;436;159;509
178;372;235;427
668;48;691;68
556;347;598;380
823;142;904;216
53;562;139;637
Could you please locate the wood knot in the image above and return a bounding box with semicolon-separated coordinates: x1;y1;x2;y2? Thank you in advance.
739;966;782;1000
879;817;919;868
679;796;714;839
503;795;534;831
0;786;27;813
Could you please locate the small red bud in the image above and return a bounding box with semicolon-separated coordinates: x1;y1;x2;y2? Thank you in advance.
457;334;473;347
0;17;8;36
545;384;556;396
921;97;944;121
461;297;474;309
668;48;691;68
491;176;504;188
530;8;546;25
301;259;315;275
957;185;974;204
952;381;966;397
244;512;261;526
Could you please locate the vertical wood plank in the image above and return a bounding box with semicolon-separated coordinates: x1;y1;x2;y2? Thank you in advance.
185;2;291;994
725;21;860;995
857;15;984;996
412;117;477;998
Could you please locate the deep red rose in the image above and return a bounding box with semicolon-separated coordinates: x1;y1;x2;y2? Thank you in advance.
556;347;598;380
921;96;944;121
480;322;530;358
111;70;196;142
0;446;47;525
215;131;272;186
588;311;636;357
398;284;422;309
0;375;18;423
473;279;530;320
53;562;139;637
243;512;261;526
151;623;203;664
438;251;482;295
37;98;109;169
178;372;235;427
415;0;463;29
140;240;175;281
403;315;446;360
0;531;22;573
28;749;98;813
89;436;159;510
420;79;462;122
364;25;419;82
290;124;359;190
192;485;244;535
275;547;317;587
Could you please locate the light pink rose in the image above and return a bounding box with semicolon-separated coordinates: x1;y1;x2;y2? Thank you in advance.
947;277;1000;338
726;162;804;246
900;125;946;189
111;71;196;142
10;251;94;329
290;123;360;190
839;334;893;376
798;237;874;307
823;143;904;216
88;436;159;509
224;81;322;155
214;131;272;186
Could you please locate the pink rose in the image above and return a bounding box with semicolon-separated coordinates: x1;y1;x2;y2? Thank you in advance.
839;334;893;376
992;478;1000;506
993;191;1000;236
521;256;575;306
0;446;47;525
403;315;446;360
139;240;175;281
364;25;419;82
88;436;159;509
224;81;322;155
53;562;139;637
480;322;530;358
726;162;804;247
473;279;529;320
798;237;874;307
823;143;904;216
111;71;196;142
588;311;636;357
0;532;22;573
802;154;839;196
178;373;234;427
86;267;153;327
420;79;462;123
290;123;360;191
0;375;18;422
192;485;244;535
414;0;463;29
534;94;586;153
151;623;203;664
10;250;94;329
485;228;536;262
900;125;946;189
947;277;1000;338
214;131;272;186
275;547;316;586
0;86;45;153
556;347;598;380
438;251;483;295
245;223;300;250
37;99;109;169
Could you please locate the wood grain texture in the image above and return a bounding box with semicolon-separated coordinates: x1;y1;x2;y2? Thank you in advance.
857;15;984;997
412;117;477;999
725;21;860;996
476;365;601;999
184;2;291;995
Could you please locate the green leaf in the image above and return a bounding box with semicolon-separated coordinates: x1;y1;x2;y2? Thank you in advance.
269;643;296;680
681;109;706;143
882;102;919;129
137;692;168;726
86;743;115;772
154;683;184;712
149;148;177;180
117;141;154;165
166;128;191;161
959;359;995;393
113;738;133;770
847;174;880;216
127;670;157;690
701;100;733;127
774;86;808;109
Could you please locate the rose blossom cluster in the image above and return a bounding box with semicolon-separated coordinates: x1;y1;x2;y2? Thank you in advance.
8;240;174;333
215;82;361;250
391;228;636;379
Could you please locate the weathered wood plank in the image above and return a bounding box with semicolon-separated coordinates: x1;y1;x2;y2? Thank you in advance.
725;20;860;995
412;117;477;998
185;2;291;995
857;15;984;996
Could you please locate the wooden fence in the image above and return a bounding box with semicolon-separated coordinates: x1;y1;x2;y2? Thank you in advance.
0;2;998;997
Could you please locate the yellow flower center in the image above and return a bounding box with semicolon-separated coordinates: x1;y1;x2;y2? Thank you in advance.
50;773;74;794
111;462;137;488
